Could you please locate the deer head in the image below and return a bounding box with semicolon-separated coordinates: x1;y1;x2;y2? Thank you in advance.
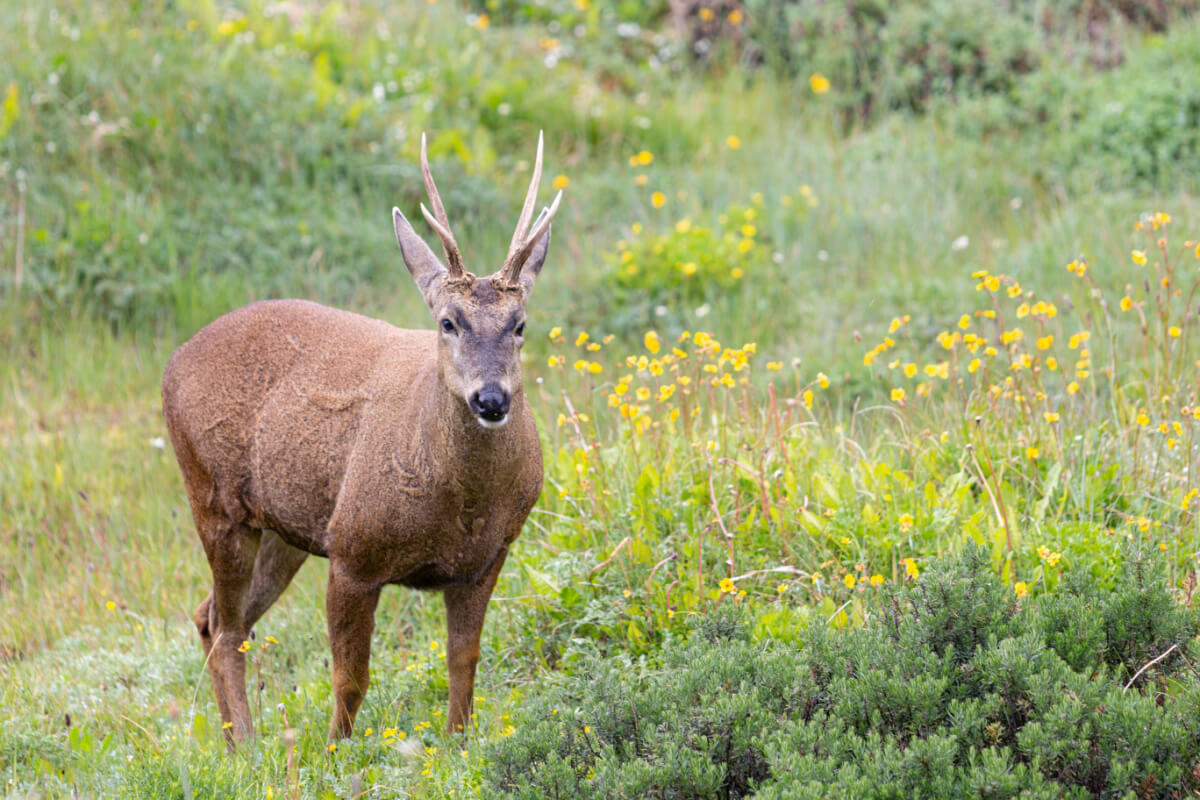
391;133;562;429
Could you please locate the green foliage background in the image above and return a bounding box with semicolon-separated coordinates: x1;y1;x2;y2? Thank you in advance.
2;1;1200;797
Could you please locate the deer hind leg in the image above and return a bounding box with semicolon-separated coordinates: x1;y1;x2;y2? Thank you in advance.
244;529;309;630
443;547;510;734
325;561;381;740
193;592;233;726
196;515;261;747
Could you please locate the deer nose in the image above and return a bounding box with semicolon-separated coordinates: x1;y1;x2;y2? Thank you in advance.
470;385;510;423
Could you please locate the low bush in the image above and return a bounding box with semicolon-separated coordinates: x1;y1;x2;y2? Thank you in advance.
487;544;1200;798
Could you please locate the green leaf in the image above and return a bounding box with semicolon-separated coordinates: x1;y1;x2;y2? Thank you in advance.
523;562;561;598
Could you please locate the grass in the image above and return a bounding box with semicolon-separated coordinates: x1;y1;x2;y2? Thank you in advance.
2;1;1200;797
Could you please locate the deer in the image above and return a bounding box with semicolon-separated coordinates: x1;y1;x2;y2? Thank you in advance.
161;132;561;745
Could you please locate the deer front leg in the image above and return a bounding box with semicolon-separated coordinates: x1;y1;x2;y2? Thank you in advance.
443;547;509;734
326;562;381;740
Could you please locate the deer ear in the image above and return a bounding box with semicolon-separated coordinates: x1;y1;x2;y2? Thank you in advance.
516;207;552;297
393;207;446;309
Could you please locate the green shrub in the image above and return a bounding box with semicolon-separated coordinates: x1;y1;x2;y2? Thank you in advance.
602;199;769;308
487;544;1200;798
675;0;1199;126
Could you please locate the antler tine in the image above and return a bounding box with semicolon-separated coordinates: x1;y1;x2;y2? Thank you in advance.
505;130;544;265
502;189;562;285
419;132;465;278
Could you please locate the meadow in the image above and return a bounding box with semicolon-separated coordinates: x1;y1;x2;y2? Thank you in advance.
3;1;1200;797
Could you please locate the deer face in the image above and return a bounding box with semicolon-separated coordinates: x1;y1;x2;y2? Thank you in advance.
392;133;560;430
431;280;528;428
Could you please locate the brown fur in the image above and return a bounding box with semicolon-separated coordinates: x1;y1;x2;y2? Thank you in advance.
162;143;557;744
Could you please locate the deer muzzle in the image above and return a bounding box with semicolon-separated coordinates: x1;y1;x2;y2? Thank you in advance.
469;384;511;428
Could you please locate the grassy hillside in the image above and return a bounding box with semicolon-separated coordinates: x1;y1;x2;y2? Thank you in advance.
2;1;1200;797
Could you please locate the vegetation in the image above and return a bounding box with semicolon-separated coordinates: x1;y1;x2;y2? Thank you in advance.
2;0;1200;797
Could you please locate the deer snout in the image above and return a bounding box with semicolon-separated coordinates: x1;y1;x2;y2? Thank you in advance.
469;384;511;427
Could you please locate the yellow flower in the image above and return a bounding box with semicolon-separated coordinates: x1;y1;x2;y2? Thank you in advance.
902;363;917;379
968;358;981;373
957;314;971;330
1045;357;1057;371
809;73;830;94
1120;295;1133;311
766;361;782;371
1169;325;1181;338
1025;446;1039;460
1136;517;1151;532
237;640;251;653
904;557;919;578
719;577;736;593
726;135;742;150
549;326;563;340
891;387;906;403
730;267;744;280
1044;411;1059;423
575;331;589;347
843;574;856;589
803;389;814;409
740;223;756;237
636;150;653;165
644;331;661;354
1036;335;1053;350
1132;249;1147;266
699;7;714;20
634;174;648;186
728;9;743;25
1136;412;1150;426
681;261;697;276
675;218;692;233
898;513;914;531
869;574;884;587
552;174;569;190
1014;581;1028;598
106;600;116;611
817;372;830;388
651;191;666;209
1067;381;1080;395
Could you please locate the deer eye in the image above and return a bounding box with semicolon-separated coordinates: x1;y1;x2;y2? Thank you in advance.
515;322;525;337
440;318;456;334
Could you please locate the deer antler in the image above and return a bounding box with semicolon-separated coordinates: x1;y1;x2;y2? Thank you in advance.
501;131;563;286
419;133;466;278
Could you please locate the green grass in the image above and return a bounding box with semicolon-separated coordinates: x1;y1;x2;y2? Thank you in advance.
3;1;1200;797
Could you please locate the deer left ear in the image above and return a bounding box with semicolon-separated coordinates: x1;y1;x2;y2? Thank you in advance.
393;207;447;310
516;207;552;297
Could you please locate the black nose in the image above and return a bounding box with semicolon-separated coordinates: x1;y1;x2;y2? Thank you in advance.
470;385;510;422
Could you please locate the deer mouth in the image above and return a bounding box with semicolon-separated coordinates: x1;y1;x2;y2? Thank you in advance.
475;412;509;429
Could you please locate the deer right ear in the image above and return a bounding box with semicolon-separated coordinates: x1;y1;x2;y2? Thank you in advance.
393;207;446;309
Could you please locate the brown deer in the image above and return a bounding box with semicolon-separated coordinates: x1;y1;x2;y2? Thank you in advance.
161;133;561;744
